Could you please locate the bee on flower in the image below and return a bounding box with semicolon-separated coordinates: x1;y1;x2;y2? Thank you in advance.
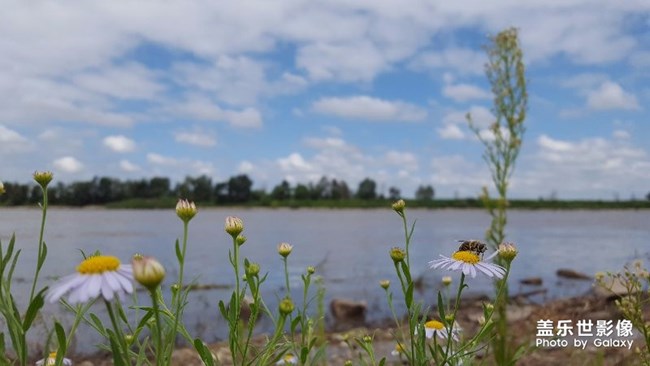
429;244;506;278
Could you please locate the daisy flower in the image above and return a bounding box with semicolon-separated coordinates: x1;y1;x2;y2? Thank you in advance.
391;343;406;356
429;250;505;278
46;255;133;304
276;353;297;365
36;352;72;366
424;320;459;341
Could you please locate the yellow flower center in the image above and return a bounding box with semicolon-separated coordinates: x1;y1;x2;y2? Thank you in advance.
283;353;295;361
394;343;405;353
425;320;444;330
452;251;480;264
77;255;120;274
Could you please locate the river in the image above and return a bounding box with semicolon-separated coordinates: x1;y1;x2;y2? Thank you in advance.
0;207;648;354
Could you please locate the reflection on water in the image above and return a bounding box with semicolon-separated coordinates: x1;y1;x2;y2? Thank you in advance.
1;207;648;354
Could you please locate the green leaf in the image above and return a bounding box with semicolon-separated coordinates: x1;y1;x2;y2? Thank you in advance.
300;346;309;362
290;315;302;333
437;291;446;320
107;329;126;366
54;322;67;363
23;288;47;331
40;241;48;265
218;300;228;320
175;239;183;262
89;314;106;334
379;358;386;366
7;249;21;285
405;282;414;308
194;339;215;366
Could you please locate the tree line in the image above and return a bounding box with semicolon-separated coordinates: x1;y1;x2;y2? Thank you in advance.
0;175;435;206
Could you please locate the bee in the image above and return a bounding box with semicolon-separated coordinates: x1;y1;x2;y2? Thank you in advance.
457;240;487;258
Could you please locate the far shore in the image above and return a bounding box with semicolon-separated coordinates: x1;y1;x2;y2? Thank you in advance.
3;197;650;210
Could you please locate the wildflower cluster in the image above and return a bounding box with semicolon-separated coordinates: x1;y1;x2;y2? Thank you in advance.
595;260;650;363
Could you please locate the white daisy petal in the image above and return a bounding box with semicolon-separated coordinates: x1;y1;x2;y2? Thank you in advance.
46;274;85;303
46;255;134;304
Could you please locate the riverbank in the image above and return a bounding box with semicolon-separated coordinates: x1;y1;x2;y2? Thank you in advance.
58;289;648;365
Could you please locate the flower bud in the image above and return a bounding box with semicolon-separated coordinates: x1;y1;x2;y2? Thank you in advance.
307;266;315;275
171;283;180;294
278;242;293;258
132;255;165;290
33;171;53;188
176;199;197;223
389;247;406;263
442;276;452;286
363;335;372;343
391;199;406;215
279;297;294;316
344;361;353;366
379;279;390;289
225;216;244;237
0;181;4;195
236;234;247;246
498;242;518;262
246;262;260;277
125;334;135;345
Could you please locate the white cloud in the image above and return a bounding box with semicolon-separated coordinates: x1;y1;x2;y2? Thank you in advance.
519;134;650;198
238;161;254;174
53;156;83;173
174;131;216;147
613;129;630;140
170;95;263;128
439;106;494;140
442;83;491;102
119;159;140;172
411;47;485;75
384;150;418;172
73;63;163;100
147;153;177;165
437;124;465;140
586;81;640;110
103;135;136;153
0;125;28;143
312;96;427;122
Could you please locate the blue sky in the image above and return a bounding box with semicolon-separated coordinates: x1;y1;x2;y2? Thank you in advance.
1;1;649;199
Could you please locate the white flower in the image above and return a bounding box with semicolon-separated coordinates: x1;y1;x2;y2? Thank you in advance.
276;353;297;365
36;352;72;366
424;320;458;341
429;251;505;278
391;343;406;356
46;255;133;304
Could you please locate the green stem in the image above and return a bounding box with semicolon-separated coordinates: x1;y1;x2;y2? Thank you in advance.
170;221;189;363
104;300;130;365
29;187;48;302
150;289;163;365
443;273;465;362
401;214;410;269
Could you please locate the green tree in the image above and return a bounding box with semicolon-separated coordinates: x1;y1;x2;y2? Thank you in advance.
356;178;377;200
388;186;401;200
415;185;434;201
271;180;292;200
294;184;310;200
228;174;253;203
